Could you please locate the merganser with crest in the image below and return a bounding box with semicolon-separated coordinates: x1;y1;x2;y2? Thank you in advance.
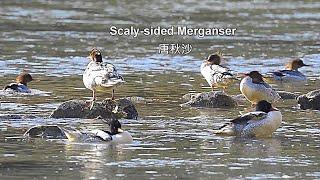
214;100;282;138
83;48;125;109
3;73;33;93
240;71;281;105
200;51;234;91
265;58;309;83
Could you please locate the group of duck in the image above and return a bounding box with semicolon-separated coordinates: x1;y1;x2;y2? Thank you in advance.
2;48;311;142
201;51;309;137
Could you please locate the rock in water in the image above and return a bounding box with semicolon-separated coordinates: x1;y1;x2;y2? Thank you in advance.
50;99;138;119
277;91;298;100
181;91;237;108
297;89;320;110
24;125;68;139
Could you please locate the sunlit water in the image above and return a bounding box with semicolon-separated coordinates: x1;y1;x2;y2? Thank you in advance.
1;0;320;179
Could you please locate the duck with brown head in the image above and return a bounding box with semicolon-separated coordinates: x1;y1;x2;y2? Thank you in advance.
83;48;125;110
3;73;33;93
240;71;281;105
200;51;234;92
266;58;310;83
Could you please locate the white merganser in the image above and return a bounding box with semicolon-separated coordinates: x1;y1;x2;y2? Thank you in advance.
3;73;33;93
83;48;125;109
266;58;309;83
215;100;282;138
200;52;234;91
240;71;281;105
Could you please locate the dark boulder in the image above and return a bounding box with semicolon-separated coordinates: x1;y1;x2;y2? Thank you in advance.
297;89;320;110
181;91;237;108
50;98;138;119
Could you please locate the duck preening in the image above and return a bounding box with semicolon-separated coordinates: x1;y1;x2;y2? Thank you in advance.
3;73;33;93
265;58;309;83
83;48;125;110
214;100;282;138
24;119;133;143
200;51;234;91
240;71;281;105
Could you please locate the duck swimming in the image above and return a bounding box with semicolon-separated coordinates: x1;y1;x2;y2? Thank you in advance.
265;58;309;83
24;119;133;144
83;48;125;109
214;100;282;138
200;52;234;91
3;73;33;93
240;71;281;105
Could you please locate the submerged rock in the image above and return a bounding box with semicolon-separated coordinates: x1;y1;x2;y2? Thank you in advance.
277;91;299;100
0;114;37;120
50;98;138;119
24;125;68;139
297;89;320;110
181;91;237;108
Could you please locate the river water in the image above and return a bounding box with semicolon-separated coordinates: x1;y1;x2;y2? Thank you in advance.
0;0;320;179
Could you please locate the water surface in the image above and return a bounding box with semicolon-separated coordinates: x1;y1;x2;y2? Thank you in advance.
1;0;320;179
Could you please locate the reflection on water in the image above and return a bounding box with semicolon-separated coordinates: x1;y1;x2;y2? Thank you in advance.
1;0;320;179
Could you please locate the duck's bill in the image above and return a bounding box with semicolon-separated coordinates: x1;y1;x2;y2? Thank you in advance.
270;107;279;111
302;63;311;66
118;128;124;133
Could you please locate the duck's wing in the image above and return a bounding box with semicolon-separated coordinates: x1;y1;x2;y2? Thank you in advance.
214;111;267;136
210;65;234;82
87;62;125;88
90;129;112;141
231;111;268;125
3;83;19;91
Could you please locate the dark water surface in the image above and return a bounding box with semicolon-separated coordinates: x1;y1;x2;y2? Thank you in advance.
1;0;320;179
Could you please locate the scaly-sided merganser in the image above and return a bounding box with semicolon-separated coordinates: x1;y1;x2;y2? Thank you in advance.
215;100;282;138
83;48;125;109
200;52;234;91
240;71;281;105
3;73;33;93
266;58;309;83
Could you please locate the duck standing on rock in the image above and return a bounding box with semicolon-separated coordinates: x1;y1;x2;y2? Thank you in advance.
3;73;33;93
83;48;125;109
265;58;310;83
240;71;281;105
214;100;282;138
200;51;234;92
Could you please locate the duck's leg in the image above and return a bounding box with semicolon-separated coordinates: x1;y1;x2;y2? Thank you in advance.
89;90;96;110
84;90;96;110
211;84;215;91
111;89;115;100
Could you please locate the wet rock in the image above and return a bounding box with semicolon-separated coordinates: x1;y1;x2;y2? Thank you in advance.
297;89;320;110
50;98;138;119
181;91;237;108
24;125;67;139
277;91;298;100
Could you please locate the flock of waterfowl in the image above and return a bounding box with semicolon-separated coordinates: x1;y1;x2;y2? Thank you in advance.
2;48;314;142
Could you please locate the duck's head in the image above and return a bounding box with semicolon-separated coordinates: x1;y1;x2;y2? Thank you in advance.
256;100;278;113
109;119;123;135
206;51;223;65
244;71;264;83
16;73;33;85
88;48;103;63
286;58;309;70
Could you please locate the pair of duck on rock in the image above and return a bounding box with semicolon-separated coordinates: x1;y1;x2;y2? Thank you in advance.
201;52;310;138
